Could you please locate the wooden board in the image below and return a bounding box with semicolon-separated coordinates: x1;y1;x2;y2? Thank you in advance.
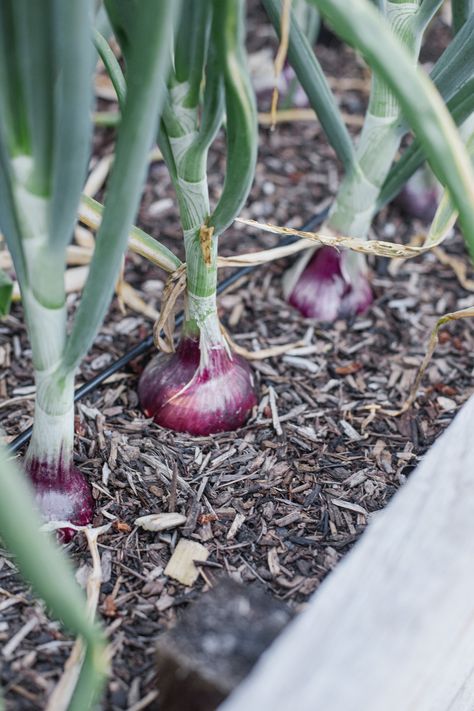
220;396;474;711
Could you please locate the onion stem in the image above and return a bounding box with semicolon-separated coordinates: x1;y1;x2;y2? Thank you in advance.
287;0;431;317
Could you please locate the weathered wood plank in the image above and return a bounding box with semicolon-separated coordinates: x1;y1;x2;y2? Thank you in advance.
220;396;474;711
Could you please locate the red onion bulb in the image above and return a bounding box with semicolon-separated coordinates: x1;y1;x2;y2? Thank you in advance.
139;336;257;436
26;458;94;542
288;246;373;321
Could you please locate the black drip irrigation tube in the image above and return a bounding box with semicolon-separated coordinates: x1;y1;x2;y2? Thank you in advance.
10;207;329;453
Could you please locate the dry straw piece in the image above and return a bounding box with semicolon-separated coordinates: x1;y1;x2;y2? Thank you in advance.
152;264;187;353
382;305;474;416
270;0;291;129
234;217;451;260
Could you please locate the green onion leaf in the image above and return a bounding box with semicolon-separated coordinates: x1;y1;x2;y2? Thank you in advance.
263;0;357;173
452;0;474;34
207;0;258;236
62;0;180;373
94;29;126;111
0;268;13;317
310;0;474;257
378;77;474;209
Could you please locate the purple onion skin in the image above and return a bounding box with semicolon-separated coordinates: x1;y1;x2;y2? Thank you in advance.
289;246;373;322
138;336;257;436
25;458;94;542
394;185;439;222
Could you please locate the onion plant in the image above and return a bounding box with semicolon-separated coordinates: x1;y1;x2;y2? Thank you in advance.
264;0;474;322
102;0;259;436
0;0;179;536
0;443;107;708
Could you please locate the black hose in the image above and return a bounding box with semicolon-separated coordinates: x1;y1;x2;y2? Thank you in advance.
10;208;328;453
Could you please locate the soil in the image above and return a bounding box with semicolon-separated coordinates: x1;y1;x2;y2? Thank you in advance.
1;6;473;711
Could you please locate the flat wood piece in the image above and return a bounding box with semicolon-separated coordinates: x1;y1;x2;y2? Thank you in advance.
220;395;474;711
134;512;186;532
164;538;209;586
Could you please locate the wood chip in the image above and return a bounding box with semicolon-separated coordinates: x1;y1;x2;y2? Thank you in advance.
135;513;187;533
267;548;281;577
339;420;362;441
331;499;369;517
437;396;457;412
2;617;37;659
282;355;320;373
274;511;302;527
269;386;283;436
227;513;246;540
164;539;209;586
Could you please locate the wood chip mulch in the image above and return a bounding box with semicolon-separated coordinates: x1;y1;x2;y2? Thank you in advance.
1;10;473;711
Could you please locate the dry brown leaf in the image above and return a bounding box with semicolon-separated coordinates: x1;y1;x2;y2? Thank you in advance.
153;264;187;353
236;218;448;260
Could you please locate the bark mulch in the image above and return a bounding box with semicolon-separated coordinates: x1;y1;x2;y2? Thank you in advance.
1;9;472;711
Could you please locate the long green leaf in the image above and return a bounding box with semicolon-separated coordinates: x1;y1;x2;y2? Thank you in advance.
452;0;474;33
50;0;95;250
62;0;181;373
0;140;28;286
0;2;30;155
415;0;444;30
174;0;212;107
310;0;474;257
79;194;182;273
207;0;258;236
429;13;474;104
94;29;126;111
0;269;13;317
425;133;474;249
14;1;55;196
382;12;474;150
0;2;95;296
262;0;357;173
180;39;225;181
0;445;107;707
378;77;474;208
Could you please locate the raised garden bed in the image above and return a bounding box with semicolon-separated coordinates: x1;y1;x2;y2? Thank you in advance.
1;5;473;710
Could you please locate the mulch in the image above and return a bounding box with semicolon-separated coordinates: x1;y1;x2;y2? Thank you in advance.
1;7;473;711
